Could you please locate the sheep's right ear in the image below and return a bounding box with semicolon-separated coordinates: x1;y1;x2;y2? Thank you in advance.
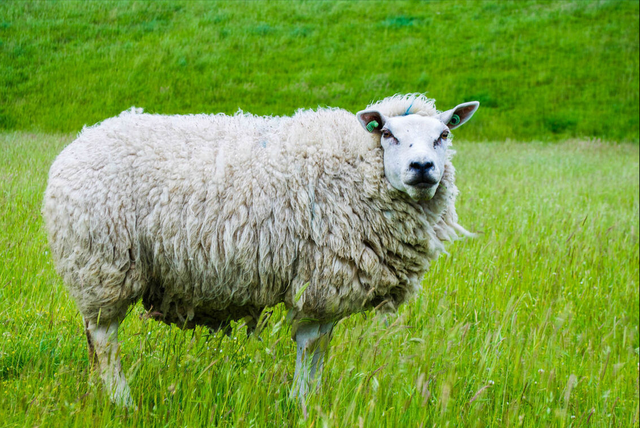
436;101;480;130
356;110;386;133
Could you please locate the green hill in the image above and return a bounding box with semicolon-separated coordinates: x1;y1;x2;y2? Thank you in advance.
1;0;638;141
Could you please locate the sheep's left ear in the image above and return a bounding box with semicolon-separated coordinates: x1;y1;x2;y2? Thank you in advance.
356;110;386;133
436;101;480;130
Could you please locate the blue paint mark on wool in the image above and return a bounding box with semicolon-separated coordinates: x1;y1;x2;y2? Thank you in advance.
404;99;416;116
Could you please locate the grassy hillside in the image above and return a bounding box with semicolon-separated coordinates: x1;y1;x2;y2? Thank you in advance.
0;132;638;427
0;0;638;141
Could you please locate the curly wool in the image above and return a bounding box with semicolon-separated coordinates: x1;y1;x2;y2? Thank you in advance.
43;94;468;330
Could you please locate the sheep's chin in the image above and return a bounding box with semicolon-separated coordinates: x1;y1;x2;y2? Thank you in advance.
405;183;439;201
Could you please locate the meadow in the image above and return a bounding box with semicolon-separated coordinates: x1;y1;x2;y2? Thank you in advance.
0;0;638;141
0;0;639;427
0;132;638;427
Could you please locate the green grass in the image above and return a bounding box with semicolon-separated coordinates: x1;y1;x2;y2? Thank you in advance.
0;132;637;427
1;1;639;425
0;0;638;142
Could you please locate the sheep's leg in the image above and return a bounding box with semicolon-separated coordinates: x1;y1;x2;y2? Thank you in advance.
290;321;334;402
85;319;134;408
309;323;333;381
84;317;98;367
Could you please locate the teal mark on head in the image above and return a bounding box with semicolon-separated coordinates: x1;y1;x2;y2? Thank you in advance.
366;120;379;132
449;114;461;126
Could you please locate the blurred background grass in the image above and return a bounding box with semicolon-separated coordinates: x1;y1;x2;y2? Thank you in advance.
1;0;638;142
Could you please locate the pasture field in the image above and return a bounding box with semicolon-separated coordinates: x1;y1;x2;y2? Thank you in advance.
0;0;639;142
0;132;637;427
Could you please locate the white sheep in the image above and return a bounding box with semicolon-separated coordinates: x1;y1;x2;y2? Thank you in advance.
43;94;479;406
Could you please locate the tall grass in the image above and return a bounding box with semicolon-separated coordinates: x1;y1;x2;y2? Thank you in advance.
1;132;637;427
0;0;638;142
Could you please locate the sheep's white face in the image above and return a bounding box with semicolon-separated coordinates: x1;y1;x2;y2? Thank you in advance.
357;101;479;201
378;115;449;201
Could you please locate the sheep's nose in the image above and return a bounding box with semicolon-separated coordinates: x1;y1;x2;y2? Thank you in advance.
406;160;439;186
409;160;434;174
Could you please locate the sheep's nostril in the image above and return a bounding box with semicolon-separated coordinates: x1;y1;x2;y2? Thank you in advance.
406;161;439;186
409;161;434;173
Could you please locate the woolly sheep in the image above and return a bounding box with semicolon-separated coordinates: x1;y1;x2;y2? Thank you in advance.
43;94;479;406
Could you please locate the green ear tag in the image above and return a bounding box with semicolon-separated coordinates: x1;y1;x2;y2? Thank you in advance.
366;120;379;132
449;114;461;126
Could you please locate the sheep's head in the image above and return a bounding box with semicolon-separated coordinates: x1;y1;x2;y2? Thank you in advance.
357;101;479;201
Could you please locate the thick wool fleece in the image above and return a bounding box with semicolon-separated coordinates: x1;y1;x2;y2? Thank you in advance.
43;94;467;331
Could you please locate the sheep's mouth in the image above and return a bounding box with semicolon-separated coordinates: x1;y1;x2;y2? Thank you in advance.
411;182;438;189
404;175;440;189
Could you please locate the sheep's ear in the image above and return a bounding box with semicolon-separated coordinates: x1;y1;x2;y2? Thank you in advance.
356;110;386;133
436;101;479;130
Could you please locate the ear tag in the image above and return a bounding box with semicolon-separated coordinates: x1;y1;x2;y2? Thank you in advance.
366;120;379;132
449;114;461;126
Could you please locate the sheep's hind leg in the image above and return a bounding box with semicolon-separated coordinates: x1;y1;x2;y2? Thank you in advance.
290;321;334;403
85;318;134;408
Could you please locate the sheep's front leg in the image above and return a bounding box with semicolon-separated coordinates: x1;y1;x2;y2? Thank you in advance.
290;321;334;402
85;319;134;408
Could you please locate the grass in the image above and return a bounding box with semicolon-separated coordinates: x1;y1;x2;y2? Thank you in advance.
0;0;638;142
0;131;638;427
1;0;638;425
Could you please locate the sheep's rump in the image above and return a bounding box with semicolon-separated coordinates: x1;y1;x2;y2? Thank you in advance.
43;103;460;328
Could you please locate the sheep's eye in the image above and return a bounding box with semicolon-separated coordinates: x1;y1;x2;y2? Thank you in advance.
435;130;449;147
382;130;399;144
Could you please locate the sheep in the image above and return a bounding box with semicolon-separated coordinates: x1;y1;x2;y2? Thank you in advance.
42;94;479;406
